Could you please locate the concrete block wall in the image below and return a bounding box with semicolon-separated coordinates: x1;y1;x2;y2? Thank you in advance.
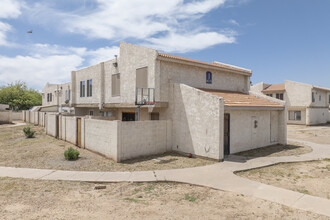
166;83;224;160
46;114;57;137
118;120;171;161
12;112;22;121
83;118;119;161
60;116;77;145
0;111;12;124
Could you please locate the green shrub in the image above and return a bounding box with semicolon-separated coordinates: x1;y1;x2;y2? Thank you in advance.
23;127;36;138
64;147;80;161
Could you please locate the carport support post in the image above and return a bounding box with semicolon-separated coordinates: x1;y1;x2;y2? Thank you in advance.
136;106;140;121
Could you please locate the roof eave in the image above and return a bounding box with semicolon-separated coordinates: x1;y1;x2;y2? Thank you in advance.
157;55;252;76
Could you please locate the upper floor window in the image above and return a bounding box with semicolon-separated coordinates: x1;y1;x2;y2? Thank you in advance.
312;92;315;102
65;90;70;101
319;95;321;101
266;94;273;97
87;79;93;97
47;93;52;102
89;110;94;116
206;71;212;84
276;93;283;100
80;81;85;97
112;74;120;97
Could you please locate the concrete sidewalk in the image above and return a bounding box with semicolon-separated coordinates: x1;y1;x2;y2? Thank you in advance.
0;138;329;217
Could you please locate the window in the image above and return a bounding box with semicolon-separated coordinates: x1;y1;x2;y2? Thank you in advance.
112;74;120;96
312;92;315;102
276;93;283;100
80;81;85;97
89;110;94;116
329;94;330;103
87;79;93;97
102;111;114;117
150;112;159;120
65;90;70;101
122;112;135;121
319;95;321;101
289;111;301;121
206;71;212;84
47;93;52;102
266;94;273;97
136;67;148;88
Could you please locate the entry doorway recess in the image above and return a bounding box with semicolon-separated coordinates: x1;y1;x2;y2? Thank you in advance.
224;114;230;156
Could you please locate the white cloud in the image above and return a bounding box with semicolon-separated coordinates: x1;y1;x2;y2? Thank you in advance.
0;0;21;19
27;0;237;53
0;54;83;89
228;19;240;26
146;31;235;53
0;21;11;46
0;43;120;89
0;0;22;46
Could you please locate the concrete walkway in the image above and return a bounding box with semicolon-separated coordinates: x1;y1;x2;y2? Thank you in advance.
0;138;329;217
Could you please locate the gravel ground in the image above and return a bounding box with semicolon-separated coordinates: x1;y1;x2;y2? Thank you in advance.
0;177;327;220
0;125;216;171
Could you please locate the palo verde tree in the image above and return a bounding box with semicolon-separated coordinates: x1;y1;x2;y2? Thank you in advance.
0;81;42;110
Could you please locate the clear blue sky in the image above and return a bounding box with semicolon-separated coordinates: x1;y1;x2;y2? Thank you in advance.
0;0;329;90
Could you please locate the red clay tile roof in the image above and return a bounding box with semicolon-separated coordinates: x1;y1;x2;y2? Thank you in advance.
158;53;252;75
262;84;285;92
201;89;284;108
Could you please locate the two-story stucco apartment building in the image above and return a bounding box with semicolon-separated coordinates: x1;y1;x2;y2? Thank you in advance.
39;42;286;161
251;80;330;125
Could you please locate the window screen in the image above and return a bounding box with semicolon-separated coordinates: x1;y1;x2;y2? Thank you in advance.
112;74;120;96
136;67;148;88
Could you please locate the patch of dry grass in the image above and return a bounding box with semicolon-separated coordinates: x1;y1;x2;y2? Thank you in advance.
0;177;327;220
0;125;215;171
237;160;330;199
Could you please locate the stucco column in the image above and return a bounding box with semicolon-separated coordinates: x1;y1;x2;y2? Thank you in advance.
99;62;105;110
70;71;76;106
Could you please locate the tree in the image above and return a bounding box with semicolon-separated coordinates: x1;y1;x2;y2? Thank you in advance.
0;82;42;110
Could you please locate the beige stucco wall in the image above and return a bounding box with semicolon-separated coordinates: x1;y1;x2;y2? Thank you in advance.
285;80;312;107
225;110;285;153
119;120;171;161
311;88;328;108
72;63;101;106
159;61;249;103
83;118;119;161
306;107;329;125
0;111;12;124
119;42;159;103
165;83;224;160
11;112;22;121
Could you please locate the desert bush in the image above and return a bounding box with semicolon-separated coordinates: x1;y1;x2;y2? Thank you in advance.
64;147;80;161
23;127;36;138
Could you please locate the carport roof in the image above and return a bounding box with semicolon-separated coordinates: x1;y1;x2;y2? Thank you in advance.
262;84;285;92
201;89;284;108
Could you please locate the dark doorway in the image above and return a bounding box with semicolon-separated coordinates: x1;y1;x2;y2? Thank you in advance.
122;112;135;121
224;114;230;156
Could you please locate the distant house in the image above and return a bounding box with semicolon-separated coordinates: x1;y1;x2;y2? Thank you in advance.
251;80;330;125
41;82;73;113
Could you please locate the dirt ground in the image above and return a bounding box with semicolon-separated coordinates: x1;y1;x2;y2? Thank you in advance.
237;159;330;199
288;124;330;145
234;143;312;158
0;125;215;171
0;177;327;220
